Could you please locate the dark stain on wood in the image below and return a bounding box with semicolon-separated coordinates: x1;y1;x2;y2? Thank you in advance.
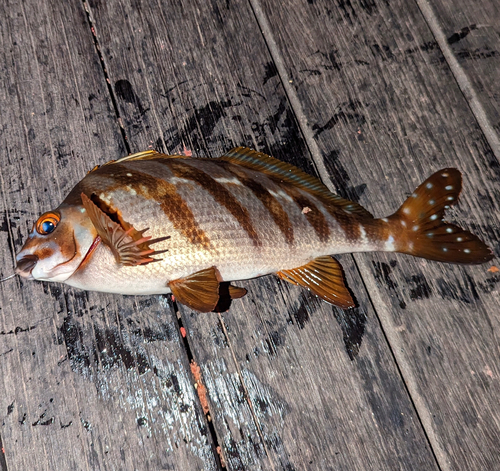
312;100;366;137
407;274;433;301
323;149;368;203
447;24;477;45
333;307;367;360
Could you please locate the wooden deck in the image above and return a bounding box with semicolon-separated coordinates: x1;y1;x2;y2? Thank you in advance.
1;0;499;469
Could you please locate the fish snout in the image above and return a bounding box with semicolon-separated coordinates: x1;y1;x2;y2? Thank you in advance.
15;254;39;277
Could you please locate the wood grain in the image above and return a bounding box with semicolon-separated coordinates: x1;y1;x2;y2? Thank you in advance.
424;0;500;155
87;0;439;469
0;0;217;469
2;0;498;469
255;0;500;469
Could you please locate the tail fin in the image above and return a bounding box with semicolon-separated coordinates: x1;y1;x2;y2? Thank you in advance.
387;168;493;264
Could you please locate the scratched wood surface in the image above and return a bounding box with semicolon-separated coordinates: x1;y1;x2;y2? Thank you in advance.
257;0;500;470
426;0;500;148
0;1;498;471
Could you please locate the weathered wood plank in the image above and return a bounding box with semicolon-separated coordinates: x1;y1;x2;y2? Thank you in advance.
255;0;500;469
422;0;500;156
0;0;217;469
88;0;439;468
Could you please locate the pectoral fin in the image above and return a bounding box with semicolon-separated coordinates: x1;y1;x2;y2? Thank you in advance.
81;193;169;266
169;267;223;312
277;256;355;309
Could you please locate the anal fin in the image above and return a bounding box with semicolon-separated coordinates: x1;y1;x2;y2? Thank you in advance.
169;267;222;312
277;256;355;309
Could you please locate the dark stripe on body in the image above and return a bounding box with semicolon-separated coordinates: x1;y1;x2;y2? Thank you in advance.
166;161;262;247
79;163;211;249
282;186;330;243
222;164;294;245
323;205;363;241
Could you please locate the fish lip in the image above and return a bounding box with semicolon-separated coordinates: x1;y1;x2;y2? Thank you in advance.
15;254;39;278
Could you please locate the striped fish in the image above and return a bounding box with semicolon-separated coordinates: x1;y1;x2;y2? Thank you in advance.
13;147;493;312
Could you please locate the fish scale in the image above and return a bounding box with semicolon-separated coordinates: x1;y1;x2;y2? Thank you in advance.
13;147;493;312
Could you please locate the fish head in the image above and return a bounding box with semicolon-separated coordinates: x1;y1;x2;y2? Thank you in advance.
16;204;97;282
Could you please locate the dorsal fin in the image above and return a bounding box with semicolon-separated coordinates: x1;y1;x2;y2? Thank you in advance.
219;147;372;218
88;150;186;173
113;150;185;163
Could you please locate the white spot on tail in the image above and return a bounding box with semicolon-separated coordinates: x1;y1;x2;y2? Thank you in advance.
441;172;449;178
429;200;435;205
426;183;433;189
457;237;463;242
430;214;438;221
385;235;395;252
401;220;406;227
403;207;410;214
445;185;453;190
412;225;419;231
446;227;453;233
447;196;454;201
442;247;448;252
214;177;242;185
381;217;389;223
126;173;133;177
464;248;471;254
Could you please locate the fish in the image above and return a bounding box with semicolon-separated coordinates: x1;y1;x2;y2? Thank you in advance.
12;147;493;312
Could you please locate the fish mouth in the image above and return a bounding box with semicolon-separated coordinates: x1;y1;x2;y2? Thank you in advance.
15;254;39;278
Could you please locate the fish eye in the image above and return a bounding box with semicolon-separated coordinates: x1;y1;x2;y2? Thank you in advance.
35;212;60;235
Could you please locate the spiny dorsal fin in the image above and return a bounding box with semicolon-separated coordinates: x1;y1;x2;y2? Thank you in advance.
277;256;355;309
113;150;185;163
219;147;372;218
88;150;186;173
